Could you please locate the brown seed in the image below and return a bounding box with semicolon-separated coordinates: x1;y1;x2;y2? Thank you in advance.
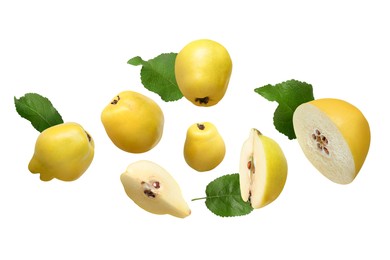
323;147;329;155
312;134;317;140
315;129;321;135
153;181;160;189
247;161;252;170
144;189;156;198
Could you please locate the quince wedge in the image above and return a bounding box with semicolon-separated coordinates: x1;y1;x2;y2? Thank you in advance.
293;98;371;184
120;160;191;218
28;122;94;181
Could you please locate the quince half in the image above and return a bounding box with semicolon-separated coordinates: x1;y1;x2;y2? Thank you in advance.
293;98;371;184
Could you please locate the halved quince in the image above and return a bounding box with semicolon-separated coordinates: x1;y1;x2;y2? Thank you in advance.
293;98;370;184
239;129;288;209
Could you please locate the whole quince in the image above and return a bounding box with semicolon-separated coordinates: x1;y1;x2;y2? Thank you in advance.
183;122;225;172
28;122;95;181
101;91;164;153
175;39;232;107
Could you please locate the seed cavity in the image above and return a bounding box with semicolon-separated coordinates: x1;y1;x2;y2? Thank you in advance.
141;180;160;199
312;128;330;156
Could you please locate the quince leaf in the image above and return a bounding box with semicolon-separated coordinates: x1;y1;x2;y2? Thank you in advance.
128;53;183;102
193;173;253;217
14;93;63;132
254;79;315;139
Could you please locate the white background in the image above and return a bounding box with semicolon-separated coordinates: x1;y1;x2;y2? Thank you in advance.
1;0;389;259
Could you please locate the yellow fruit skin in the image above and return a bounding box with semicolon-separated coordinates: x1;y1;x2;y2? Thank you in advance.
309;98;370;175
28;122;94;181
175;39;232;107
184;122;225;172
101;91;164;153
255;134;288;208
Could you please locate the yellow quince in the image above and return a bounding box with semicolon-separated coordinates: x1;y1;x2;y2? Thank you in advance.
101;91;164;153
28;122;95;181
175;39;232;107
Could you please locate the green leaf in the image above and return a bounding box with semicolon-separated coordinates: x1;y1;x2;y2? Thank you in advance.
128;53;183;102
192;173;253;217
14;93;63;132
254;79;315;139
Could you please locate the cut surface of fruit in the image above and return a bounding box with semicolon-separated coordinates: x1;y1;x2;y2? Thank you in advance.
293;98;370;184
239;129;287;209
120;160;191;218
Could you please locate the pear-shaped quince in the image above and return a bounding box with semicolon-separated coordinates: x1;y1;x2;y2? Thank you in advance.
293;98;370;184
175;39;232;107
239;129;288;209
101;91;164;153
28;122;94;181
184;122;226;172
120;160;191;218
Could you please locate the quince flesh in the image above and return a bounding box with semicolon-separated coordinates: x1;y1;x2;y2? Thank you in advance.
28;122;94;181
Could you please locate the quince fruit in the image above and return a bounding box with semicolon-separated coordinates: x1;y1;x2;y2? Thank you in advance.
101;91;164;153
183;122;225;172
120;160;191;218
239;129;288;209
28;122;94;181
175;39;232;107
293;98;371;184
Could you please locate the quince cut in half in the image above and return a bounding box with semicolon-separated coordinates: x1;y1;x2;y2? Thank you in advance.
120;160;191;218
293;98;370;184
239;129;288;209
